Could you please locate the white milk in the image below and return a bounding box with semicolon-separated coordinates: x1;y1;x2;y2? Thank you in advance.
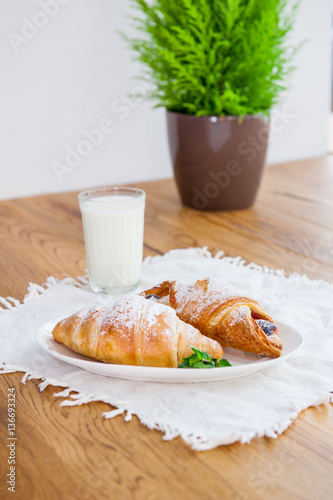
79;192;145;293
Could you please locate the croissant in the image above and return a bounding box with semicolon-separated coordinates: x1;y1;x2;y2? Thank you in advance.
143;278;282;358
52;295;223;367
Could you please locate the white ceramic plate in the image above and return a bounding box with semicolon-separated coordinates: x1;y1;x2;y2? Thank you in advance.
36;320;303;383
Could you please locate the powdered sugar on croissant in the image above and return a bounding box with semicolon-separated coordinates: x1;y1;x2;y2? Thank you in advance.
52;295;223;367
143;278;282;358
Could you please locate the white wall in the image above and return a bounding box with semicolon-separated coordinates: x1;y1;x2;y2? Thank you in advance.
0;0;331;201
267;0;332;164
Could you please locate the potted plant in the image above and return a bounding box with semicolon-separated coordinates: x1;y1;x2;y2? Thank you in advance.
124;0;297;210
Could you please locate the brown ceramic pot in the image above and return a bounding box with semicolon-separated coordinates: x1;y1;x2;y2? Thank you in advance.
166;111;269;211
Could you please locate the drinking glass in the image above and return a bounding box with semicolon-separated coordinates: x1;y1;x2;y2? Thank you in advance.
78;186;146;294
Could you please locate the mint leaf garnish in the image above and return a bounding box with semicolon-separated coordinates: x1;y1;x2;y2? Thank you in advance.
216;359;232;367
178;345;232;369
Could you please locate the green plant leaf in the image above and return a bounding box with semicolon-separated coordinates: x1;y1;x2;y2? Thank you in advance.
178;346;232;369
188;345;211;361
216;359;232;367
123;0;299;116
178;360;190;368
191;360;215;368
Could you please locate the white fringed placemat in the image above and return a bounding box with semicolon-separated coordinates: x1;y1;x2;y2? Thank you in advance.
0;248;332;450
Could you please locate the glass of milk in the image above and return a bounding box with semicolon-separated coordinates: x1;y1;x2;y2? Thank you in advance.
78;187;146;294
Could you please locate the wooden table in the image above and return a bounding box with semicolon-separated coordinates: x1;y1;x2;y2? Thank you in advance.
0;156;332;500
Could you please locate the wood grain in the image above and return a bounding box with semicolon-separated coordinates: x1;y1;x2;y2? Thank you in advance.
0;156;333;500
